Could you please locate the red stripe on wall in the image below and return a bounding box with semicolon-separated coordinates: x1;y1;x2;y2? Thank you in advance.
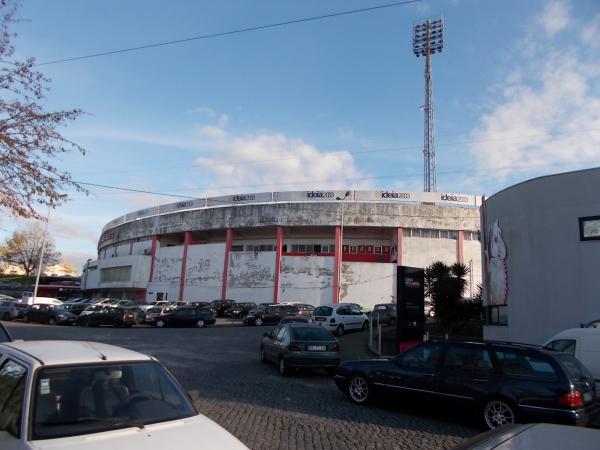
273;226;284;304
178;231;192;301
221;228;234;300
148;235;160;282
333;226;341;304
397;227;403;266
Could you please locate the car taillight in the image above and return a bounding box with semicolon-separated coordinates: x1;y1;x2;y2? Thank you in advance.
332;343;340;352
559;389;584;408
288;343;302;352
330;318;336;324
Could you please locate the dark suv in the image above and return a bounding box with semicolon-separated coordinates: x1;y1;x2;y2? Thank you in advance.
334;339;599;429
209;299;236;317
371;303;397;326
244;305;299;326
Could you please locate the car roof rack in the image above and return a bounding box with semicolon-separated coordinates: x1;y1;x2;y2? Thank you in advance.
428;337;545;349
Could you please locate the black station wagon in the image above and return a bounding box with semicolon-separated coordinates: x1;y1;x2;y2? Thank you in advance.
334;339;599;429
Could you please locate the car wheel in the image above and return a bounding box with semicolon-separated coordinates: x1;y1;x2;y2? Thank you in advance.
196;319;205;328
362;321;368;331
48;317;56;326
335;324;344;336
279;357;289;376
260;347;267;363
254;317;263;326
22;315;29;323
348;375;370;404
482;398;516;429
156;320;165;328
3;312;10;321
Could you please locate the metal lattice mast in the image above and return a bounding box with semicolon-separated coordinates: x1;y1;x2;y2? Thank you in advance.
413;18;444;192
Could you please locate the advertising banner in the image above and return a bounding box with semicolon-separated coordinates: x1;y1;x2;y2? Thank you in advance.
157;199;207;214
273;190;353;202
206;192;272;207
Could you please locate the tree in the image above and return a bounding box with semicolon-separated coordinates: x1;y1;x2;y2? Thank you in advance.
424;261;482;335
0;0;86;220
0;224;60;276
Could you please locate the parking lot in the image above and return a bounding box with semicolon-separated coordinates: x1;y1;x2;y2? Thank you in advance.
3;320;480;449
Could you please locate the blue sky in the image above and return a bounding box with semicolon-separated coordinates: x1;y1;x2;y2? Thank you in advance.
1;0;599;269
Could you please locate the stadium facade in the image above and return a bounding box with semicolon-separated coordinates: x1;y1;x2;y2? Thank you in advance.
82;190;482;307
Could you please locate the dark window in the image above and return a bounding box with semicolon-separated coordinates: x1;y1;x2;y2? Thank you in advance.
314;245;322;253
546;339;576;355
494;351;558;381
230;245;243;252
557;354;593;382
402;344;442;371
486;305;508;325
282;244;288;252
292;327;335;341
374;246;382;254
443;346;493;374
579;215;600;241
314;306;333;317
0;359;27;437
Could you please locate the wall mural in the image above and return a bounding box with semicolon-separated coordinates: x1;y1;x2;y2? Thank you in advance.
488;219;508;305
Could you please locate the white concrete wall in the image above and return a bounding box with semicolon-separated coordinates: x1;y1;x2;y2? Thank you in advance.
182;243;225;302
227;251;275;302
279;255;334;306
147;246;183;302
114;243;130;257
402;237;457;269
464;240;483;298
84;255;151;290
341;262;396;308
132;240;152;256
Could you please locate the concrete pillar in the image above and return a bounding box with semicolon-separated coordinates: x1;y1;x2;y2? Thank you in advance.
221;228;234;300
333;225;341;304
397;227;404;266
178;231;192;301
148;235;160;282
273;226;284;304
457;230;464;264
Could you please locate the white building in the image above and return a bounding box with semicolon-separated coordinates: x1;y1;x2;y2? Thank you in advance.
83;190;482;308
482;168;600;344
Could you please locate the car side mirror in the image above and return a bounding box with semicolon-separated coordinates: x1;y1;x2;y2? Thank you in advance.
187;390;201;413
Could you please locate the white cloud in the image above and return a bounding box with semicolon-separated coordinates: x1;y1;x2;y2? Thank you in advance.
194;132;370;194
196;125;227;138
190;106;216;117
540;1;570;36
469;5;600;182
582;15;600;49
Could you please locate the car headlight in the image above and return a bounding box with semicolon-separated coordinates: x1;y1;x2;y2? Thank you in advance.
57;314;66;319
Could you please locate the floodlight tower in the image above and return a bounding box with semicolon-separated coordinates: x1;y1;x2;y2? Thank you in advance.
413;18;444;192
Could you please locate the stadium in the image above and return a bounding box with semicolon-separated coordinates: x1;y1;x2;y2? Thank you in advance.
82;189;482;307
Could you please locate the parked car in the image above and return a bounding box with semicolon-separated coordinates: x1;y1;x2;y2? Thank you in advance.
188;301;210;308
0;300;28;321
260;323;341;376
544;328;600;395
20;296;62;306
145;306;177;325
244;304;299;326
77;307;136;328
23;304;77;325
334;339;599;429
295;304;316;317
224;302;257;318
279;316;310;325
0;340;247;449
79;304;109;317
62;298;95;315
155;306;216;328
453;423;600;450
371;303;397;326
312;304;369;336
209;299;236;317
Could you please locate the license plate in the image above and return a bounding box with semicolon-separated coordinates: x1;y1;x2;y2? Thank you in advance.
584;391;593;402
314;317;325;321
307;345;326;351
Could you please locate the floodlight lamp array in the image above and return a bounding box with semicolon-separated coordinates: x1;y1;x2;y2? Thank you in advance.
412;19;444;57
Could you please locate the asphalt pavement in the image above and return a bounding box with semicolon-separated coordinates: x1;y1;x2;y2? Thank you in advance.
4;321;480;450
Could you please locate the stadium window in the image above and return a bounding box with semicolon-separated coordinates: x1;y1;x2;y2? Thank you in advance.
350;245;357;253
306;244;314;253
342;245;349;253
382;246;390;254
282;244;288;252
374;246;382;254
450;231;458;240
291;244;299;252
298;244;306;252
314;244;322;253
358;245;365;253
231;245;243;252
366;245;373;253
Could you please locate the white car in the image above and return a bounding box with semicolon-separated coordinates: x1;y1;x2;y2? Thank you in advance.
0;340;247;449
312;303;369;336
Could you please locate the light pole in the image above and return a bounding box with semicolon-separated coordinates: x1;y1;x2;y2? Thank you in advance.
32;209;51;303
335;191;351;303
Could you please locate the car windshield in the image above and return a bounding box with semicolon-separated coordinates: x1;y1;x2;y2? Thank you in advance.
292;327;335;341
314;306;333;317
31;361;196;440
147;307;161;313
